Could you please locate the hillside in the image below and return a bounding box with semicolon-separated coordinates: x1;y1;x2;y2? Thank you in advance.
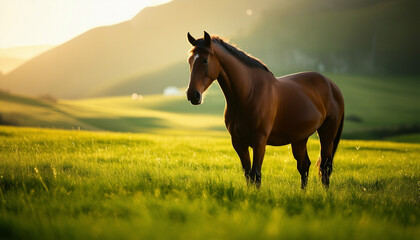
0;90;95;130
0;0;276;99
0;88;225;134
236;0;420;75
98;0;420;97
0;45;54;59
0;56;25;75
0;45;54;74
92;61;187;97
2;0;417;99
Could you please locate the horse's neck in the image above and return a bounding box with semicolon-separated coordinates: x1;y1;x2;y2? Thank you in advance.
213;43;253;106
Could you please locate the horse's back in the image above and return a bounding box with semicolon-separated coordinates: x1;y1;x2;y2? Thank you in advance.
276;72;343;115
276;72;331;92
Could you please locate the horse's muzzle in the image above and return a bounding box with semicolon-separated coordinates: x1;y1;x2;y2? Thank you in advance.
187;90;202;105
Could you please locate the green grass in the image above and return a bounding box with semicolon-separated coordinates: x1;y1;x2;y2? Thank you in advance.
0;126;419;239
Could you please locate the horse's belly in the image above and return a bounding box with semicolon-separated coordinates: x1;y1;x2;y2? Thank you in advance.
266;135;291;146
267;128;314;146
267;129;297;146
268;114;323;146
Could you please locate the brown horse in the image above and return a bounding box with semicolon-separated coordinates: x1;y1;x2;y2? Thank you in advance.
186;32;344;189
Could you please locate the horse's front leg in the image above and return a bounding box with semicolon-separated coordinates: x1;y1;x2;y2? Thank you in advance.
249;137;267;188
231;137;251;182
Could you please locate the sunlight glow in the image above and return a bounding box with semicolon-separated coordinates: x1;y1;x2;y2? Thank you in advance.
0;0;171;48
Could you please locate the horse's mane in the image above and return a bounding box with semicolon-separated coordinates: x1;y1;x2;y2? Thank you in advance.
211;36;272;74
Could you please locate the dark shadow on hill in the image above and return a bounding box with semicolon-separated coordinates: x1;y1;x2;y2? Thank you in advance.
342;123;420;140
0;90;54;109
0;113;19;127
78;117;168;132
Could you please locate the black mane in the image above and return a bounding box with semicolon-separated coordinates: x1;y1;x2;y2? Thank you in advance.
212;36;272;74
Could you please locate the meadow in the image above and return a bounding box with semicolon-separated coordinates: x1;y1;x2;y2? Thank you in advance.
1;0;418;238
0;126;419;239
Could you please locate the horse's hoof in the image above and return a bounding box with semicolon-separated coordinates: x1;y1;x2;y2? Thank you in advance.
321;175;330;189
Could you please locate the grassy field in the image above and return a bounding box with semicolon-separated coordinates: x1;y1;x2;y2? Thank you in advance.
0;126;419;239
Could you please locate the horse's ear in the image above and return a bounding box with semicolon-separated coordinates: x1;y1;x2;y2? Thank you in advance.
204;31;211;47
187;32;196;45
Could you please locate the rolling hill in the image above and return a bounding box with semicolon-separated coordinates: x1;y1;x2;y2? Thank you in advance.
0;0;277;99
95;0;420;97
236;0;420;75
2;0;418;99
0;56;25;75
0;45;54;74
91;61;187;97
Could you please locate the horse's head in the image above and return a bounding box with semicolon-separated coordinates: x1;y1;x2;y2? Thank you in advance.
186;31;220;105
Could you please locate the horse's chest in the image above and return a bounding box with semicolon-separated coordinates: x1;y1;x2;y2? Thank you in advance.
224;111;253;140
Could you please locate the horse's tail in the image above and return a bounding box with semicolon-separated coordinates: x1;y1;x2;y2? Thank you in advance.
331;113;344;159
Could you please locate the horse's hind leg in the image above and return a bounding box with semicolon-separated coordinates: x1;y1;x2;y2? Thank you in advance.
291;138;311;189
317;118;340;188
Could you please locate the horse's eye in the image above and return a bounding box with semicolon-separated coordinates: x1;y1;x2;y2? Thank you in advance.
203;59;208;64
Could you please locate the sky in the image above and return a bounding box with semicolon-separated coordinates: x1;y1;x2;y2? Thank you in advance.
0;0;171;49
